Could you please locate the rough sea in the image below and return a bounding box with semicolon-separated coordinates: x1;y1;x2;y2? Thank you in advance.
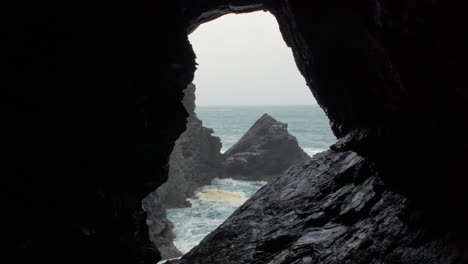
165;105;336;258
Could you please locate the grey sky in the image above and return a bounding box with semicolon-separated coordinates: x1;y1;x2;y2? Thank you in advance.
189;11;317;106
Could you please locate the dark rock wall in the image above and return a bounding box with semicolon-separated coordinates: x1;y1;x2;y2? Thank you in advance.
269;0;468;230
171;150;468;264
3;1;194;263
3;0;468;263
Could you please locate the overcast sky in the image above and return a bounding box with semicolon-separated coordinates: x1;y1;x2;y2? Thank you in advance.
189;11;317;106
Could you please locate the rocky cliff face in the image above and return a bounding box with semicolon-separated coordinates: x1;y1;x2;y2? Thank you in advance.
171;149;468;264
143;84;224;259
153;84;225;209
142;193;181;260
224;113;310;181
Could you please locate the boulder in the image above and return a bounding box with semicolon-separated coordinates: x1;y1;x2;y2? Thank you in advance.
224;113;310;181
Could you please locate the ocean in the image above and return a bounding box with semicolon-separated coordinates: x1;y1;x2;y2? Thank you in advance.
165;105;335;257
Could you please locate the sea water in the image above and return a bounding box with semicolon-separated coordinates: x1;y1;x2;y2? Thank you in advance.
196;105;335;156
165;105;335;256
166;178;266;254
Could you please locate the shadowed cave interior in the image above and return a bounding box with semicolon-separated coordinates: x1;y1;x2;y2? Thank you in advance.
4;1;468;264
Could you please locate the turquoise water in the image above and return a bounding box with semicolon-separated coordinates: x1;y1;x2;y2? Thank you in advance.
166;178;266;254
196;105;336;156
165;105;335;258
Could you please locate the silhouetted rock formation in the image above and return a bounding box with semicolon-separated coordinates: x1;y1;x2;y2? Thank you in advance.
224;114;310;181
143;84;224;259
170;150;468;264
154;84;225;209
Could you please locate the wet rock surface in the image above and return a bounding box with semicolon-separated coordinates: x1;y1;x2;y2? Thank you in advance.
171;150;468;264
224;113;310;181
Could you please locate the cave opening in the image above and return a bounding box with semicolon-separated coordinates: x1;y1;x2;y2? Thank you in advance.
5;1;468;263
147;11;335;261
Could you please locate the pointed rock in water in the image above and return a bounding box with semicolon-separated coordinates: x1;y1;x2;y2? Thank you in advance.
224;113;310;181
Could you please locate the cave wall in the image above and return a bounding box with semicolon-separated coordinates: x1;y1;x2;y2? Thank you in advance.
3;1;194;263
268;0;468;229
3;0;467;263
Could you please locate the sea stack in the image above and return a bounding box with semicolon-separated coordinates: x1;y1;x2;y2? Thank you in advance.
224;114;310;181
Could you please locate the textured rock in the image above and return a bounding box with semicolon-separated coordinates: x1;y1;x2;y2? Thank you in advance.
143;84;224;258
224;114;310;181
171;150;468;264
268;0;468;228
142;193;181;260
155;84;225;209
4;0;468;263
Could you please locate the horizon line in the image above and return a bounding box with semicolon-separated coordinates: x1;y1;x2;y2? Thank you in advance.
197;103;318;107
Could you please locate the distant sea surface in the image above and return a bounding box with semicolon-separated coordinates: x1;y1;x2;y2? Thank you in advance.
164;105;336;260
196;105;336;156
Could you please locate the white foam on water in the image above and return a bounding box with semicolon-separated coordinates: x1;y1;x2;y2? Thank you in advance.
166;178;266;255
195;189;247;205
